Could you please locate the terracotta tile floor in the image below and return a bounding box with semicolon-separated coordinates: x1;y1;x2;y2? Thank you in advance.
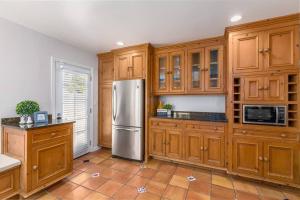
10;149;300;200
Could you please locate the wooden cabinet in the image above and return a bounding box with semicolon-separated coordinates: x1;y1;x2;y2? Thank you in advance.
165;129;183;159
99;84;112;148
153;50;185;94
232;25;299;74
2;123;73;198
264;26;298;70
232;136;299;183
243;74;285;102
0;166;20;200
115;50;146;80
232;138;263;176
31;139;71;189
205;45;224;92
150;128;165;156
187;48;205;92
98;53;114;148
149;118;225;168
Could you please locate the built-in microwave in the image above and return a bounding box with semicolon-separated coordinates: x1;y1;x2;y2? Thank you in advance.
243;105;286;126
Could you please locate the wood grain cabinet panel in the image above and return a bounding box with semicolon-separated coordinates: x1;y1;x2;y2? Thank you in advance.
265;26;297;70
263;74;285;101
233;138;263;177
203;135;224;167
263;141;297;183
243;77;264;101
115;55;130;80
153;54;169;93
169;51;185;93
187;48;205;93
0;167;20;200
150;128;166;156
100;58;114;83
99;84;112;148
232;32;264;73
130;52;145;79
185;131;203;163
165;129;183;159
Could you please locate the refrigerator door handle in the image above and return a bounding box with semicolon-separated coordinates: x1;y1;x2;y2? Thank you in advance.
114;127;139;132
112;85;117;121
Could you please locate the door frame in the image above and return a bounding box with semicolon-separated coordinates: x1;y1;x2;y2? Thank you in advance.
50;57;95;156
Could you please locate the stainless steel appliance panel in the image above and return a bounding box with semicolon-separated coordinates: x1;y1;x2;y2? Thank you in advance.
112;79;144;128
112;125;143;161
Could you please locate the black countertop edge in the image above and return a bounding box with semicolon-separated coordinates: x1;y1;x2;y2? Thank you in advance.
152;111;227;123
1;117;75;130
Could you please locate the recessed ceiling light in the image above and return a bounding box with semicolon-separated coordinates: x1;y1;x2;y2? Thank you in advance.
230;15;242;22
116;41;124;46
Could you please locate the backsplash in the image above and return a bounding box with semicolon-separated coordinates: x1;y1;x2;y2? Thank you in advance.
159;95;226;113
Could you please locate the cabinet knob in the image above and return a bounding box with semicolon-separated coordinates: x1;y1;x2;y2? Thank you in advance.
204;147;208;151
264;87;269;90
264;48;271;53
242;130;247;134
258;87;264;90
264;157;269;162
280;134;287;138
33;165;38;170
214;127;217;130
258;156;263;161
51;132;56;137
200;146;204;151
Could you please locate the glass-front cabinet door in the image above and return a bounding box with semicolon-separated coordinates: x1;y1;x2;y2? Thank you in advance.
187;48;205;93
154;53;169;93
170;51;185;93
205;46;223;92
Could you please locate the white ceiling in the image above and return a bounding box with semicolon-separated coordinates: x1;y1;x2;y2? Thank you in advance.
0;1;299;53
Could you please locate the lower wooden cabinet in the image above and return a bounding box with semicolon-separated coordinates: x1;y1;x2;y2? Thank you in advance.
232;136;299;183
2;123;73;198
0;166;20;200
149;118;225;169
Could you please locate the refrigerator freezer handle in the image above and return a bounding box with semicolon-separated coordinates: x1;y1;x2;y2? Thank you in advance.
113;85;117;121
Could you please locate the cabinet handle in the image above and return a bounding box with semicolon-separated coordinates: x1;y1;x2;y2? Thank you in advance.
204;147;208;151
33;165;38;170
264;48;271;53
200;146;204;151
258;156;263;161
259;49;264;53
264;87;269;90
280;134;287;138
258;87;264;90
242;130;247;134
264;157;269;162
214;127;217;130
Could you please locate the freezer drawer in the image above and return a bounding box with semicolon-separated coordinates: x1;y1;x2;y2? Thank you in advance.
112;126;144;161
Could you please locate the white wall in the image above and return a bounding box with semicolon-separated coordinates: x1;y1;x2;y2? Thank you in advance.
0;18;98;150
159;95;226;113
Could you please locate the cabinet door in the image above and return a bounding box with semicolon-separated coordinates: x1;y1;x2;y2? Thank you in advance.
264;74;285;101
150;128;165;156
264;26;297;70
185;131;203;163
243;77;264;101
205;46;224;92
232;138;263;176
99;84;112;148
100;57;114;83
115;55;130;80
154;54;169;93
263;141;297;183
203;134;224;167
187;48;205;93
169;51;185;93
166;129;183;159
31;139;72;189
130;52;145;79
232;32;264;73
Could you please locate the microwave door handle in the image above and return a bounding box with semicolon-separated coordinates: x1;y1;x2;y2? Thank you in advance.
275;107;279;124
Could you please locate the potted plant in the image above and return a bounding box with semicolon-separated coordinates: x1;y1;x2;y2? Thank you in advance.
163;103;173;116
16;100;40;124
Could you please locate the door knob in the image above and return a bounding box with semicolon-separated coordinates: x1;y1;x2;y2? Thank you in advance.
33;165;38;170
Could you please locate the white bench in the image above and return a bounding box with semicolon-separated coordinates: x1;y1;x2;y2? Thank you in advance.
0;154;21;200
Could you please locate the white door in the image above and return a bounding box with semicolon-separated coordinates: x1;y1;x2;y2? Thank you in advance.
55;61;91;158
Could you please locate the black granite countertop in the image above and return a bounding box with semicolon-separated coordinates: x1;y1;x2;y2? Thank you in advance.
1;117;75;130
152;111;227;122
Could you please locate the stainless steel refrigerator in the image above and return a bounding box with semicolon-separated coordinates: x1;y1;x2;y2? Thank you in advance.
112;79;144;161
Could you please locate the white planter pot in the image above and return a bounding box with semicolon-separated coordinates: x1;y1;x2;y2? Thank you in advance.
26;116;33;124
167;110;172;116
19;116;26;124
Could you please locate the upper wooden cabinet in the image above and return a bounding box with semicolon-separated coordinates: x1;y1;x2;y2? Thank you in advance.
231;24;299;74
153;50;185;94
114;46;148;80
187;48;205;92
99;53;114;84
242;74;285;102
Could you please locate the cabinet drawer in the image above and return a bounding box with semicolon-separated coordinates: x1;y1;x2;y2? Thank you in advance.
31;126;71;144
233;128;299;141
185;123;224;132
151;120;180;128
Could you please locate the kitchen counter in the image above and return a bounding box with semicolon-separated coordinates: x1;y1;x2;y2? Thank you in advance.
152;111;227;122
1;117;74;130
